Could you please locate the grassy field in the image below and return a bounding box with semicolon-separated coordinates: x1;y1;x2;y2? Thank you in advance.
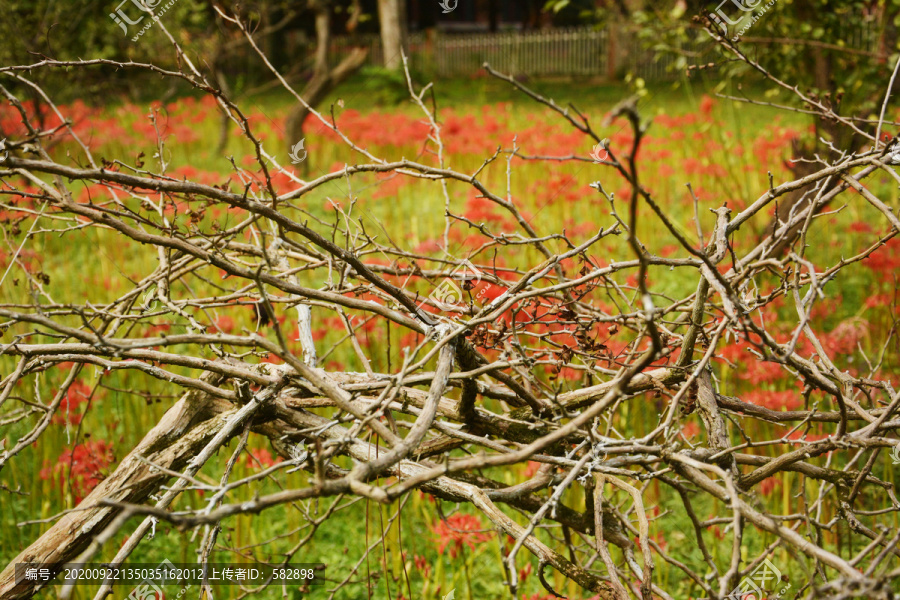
1;71;898;599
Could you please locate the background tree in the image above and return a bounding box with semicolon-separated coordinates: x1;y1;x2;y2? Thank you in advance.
283;0;369;157
377;0;407;70
628;0;900;251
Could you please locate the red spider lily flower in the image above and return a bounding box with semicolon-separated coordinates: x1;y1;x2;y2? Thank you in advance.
41;440;115;503
626;273;652;288
463;196;505;225
412;555;431;577
759;477;781;496
430;513;492;558
819;318;869;355
787;430;828;443
399;331;422;349
720;343;749;363
808;296;842;321
523;461;542;478
214;315;235;334
863;238;900;279
700;94;716;117
52;380;93;425
554;366;582;381
682;421;700;439
865;294;893;309
633;532;667;552
245;447;281;469
738;360;784;385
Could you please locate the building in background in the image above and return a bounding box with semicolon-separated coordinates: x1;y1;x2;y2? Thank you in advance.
350;0;607;34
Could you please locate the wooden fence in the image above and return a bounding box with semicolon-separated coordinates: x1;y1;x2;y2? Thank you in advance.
328;27;666;80
325;22;880;81
429;28;610;77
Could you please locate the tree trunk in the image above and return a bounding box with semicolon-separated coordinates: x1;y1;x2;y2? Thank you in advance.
285;1;369;162
377;0;405;70
0;378;231;600
764;0;864;255
488;0;500;33
311;0;330;77
284;48;369;151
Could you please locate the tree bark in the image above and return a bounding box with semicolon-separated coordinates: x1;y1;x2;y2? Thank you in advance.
0;377;230;600
310;0;331;77
284;0;368;161
764;0;865;255
377;0;405;70
488;0;500;33
284;48;369;157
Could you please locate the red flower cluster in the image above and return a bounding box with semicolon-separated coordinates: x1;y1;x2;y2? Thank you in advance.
430;513;492;558
759;476;782;496
245;447;282;469
52;380;93;425
863;237;900;280
819;318;869;356
40;440;115;502
412;555;431;577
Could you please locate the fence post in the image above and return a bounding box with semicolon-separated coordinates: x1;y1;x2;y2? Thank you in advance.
607;24;617;80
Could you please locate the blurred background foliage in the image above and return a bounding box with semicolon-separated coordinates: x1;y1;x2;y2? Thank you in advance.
2;1;899;124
